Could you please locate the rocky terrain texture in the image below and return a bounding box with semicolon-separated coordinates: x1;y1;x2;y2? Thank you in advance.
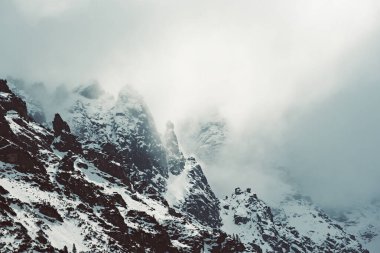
221;188;367;253
0;80;242;252
0;79;370;252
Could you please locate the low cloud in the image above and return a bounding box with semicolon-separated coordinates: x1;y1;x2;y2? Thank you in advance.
275;35;380;209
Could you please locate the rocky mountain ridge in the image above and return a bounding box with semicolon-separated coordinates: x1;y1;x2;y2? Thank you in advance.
0;79;242;252
0;79;369;252
179;111;380;252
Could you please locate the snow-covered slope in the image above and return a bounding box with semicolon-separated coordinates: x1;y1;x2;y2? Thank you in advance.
61;85;224;230
331;200;380;252
60;83;168;194
273;193;367;252
221;188;368;253
221;187;289;252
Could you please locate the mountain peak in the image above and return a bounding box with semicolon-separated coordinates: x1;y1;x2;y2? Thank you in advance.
0;79;28;119
0;79;11;93
52;113;71;136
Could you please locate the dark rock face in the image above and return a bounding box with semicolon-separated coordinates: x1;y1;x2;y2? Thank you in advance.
210;232;246;253
52;114;82;154
164;122;223;229
36;202;63;222
0;79;12;93
234;214;250;225
0;79;28;118
83;146;132;186
0;81;54;190
0;113;12;136
169;157;222;228
53;113;71;136
56;163;112;206
0;186;9;195
183;159;222;228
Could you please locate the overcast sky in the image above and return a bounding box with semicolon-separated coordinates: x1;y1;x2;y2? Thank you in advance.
1;0;380;209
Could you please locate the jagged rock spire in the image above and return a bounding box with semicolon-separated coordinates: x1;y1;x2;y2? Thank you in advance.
52;113;82;154
52;113;71;136
0;79;28;118
0;79;12;93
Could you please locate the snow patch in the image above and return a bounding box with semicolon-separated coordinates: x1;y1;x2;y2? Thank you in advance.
165;162;192;206
46;219;89;252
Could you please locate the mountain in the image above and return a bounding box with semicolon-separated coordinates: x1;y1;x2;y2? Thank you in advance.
0;79;243;252
164;121;222;228
330;200;380;252
221;188;367;253
178;113;375;252
0;79;369;252
272;193;367;252
6;77;47;125
61;83;168;194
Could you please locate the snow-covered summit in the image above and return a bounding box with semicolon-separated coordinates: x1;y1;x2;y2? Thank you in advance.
62;83;168;194
221;188;368;252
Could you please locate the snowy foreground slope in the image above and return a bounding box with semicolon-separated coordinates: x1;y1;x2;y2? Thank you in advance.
0;79;369;252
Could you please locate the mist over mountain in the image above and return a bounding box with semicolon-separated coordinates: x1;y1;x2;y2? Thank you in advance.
1;79;374;252
1;0;380;251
